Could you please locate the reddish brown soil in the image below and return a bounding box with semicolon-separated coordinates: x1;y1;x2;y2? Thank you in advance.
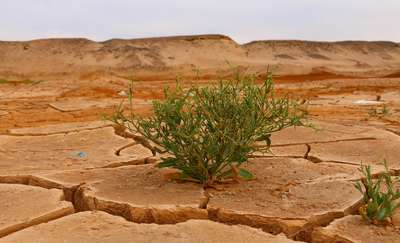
1;35;400;242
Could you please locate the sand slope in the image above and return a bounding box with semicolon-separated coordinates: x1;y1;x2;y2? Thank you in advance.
0;34;399;81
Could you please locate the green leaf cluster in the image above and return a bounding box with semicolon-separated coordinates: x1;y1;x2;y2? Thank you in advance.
112;73;306;187
355;161;400;224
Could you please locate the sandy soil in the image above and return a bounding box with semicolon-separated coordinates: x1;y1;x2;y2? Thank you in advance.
0;34;400;242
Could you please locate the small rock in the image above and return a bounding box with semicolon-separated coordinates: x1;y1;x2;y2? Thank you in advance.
71;151;87;158
118;91;128;97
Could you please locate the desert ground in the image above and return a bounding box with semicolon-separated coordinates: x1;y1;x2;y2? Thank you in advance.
0;35;400;242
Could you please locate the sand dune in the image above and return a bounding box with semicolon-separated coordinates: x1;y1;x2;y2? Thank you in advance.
0;34;399;81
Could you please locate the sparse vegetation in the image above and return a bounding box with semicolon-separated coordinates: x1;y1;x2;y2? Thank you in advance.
368;104;391;117
111;73;306;187
355;161;400;225
21;79;40;84
0;78;42;85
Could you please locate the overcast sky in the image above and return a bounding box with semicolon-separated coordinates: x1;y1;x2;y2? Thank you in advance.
1;0;399;43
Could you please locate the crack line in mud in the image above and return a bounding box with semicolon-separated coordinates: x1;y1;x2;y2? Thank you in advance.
0;172;365;243
0;206;74;238
47;103;70;113
0;176;77;238
0;134;390;242
95;156;158;169
384;127;400;137
317;160;361;166
304;144;311;159
4;124;113;137
249;154;324;165
270;137;377;148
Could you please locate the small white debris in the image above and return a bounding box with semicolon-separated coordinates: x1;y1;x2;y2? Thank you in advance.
353;100;383;105
118;91;128;97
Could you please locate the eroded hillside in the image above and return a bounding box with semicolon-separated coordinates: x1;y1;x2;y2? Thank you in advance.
0;35;399;81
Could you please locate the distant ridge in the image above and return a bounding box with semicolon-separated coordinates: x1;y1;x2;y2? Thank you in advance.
0;34;399;81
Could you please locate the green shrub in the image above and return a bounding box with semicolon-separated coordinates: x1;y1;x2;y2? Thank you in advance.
111;73;306;187
355;161;400;225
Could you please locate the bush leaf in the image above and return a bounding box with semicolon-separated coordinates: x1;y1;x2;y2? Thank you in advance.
238;168;256;180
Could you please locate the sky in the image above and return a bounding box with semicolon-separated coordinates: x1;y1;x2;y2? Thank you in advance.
1;0;399;43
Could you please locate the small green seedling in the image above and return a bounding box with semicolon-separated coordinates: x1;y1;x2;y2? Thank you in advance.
354;161;400;225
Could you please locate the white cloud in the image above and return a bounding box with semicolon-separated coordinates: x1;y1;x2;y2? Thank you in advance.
0;0;399;43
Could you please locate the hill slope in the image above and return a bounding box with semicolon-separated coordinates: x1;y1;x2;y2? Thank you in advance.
0;34;399;81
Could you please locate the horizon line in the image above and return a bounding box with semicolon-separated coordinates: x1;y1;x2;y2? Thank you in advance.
1;34;399;45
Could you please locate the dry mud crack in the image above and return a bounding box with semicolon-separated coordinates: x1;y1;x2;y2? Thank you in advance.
5;158;365;241
48;98;151;112
0;126;153;174
6;120;113;136
206;158;363;240
0;184;74;238
27;165;209;223
1;120;400;242
312;214;400;243
0;211;298;243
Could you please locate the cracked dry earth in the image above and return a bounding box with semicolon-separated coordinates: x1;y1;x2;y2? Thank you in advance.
0;78;400;242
